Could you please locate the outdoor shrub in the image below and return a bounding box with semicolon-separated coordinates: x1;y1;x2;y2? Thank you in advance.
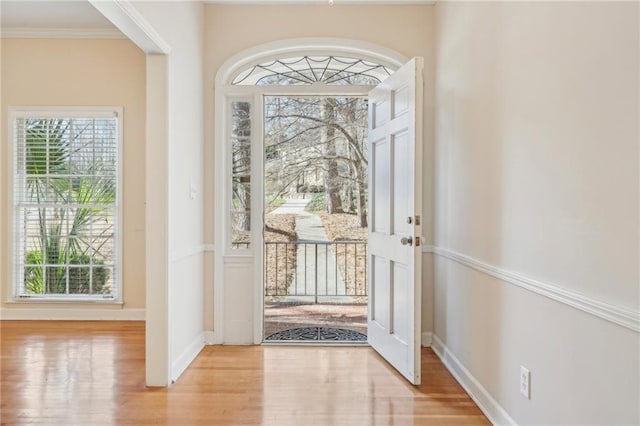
308;185;326;193
304;193;326;212
24;250;108;295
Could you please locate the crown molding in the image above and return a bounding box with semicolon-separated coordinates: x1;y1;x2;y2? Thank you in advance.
1;27;126;39
89;0;171;54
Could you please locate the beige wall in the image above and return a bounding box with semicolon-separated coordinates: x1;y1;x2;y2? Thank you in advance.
434;1;639;424
203;3;436;332
0;38;146;314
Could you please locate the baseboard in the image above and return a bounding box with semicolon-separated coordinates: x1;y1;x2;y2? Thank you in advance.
0;307;145;321
204;331;215;345
171;332;206;382
432;334;517;426
421;331;432;347
431;333;445;357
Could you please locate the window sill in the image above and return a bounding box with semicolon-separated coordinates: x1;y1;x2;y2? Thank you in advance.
6;297;123;305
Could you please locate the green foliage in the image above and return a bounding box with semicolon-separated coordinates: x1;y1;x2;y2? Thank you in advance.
21;118;114;296
296;184;325;193
24;250;108;295
304;193;326;213
25;119;69;176
265;145;279;160
268;198;287;207
24;251;44;294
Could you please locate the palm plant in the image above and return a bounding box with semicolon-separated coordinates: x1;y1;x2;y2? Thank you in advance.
21;118;115;295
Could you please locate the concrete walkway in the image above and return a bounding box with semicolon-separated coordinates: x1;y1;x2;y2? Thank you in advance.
269;198;352;303
270;198;311;215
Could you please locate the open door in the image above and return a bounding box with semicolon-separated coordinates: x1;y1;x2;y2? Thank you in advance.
367;57;423;384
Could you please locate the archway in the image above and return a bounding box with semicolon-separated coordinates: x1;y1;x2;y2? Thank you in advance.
214;38;408;345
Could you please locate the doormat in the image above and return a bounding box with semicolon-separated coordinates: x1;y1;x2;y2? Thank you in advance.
265;327;367;342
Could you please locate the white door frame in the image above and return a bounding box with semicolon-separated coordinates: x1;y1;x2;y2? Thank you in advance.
214;38;408;344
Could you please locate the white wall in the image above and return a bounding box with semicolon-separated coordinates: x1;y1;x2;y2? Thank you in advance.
0;38;146;319
434;2;639;424
203;3;436;335
129;0;206;383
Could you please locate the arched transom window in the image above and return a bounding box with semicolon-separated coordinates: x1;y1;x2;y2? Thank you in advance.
231;55;393;86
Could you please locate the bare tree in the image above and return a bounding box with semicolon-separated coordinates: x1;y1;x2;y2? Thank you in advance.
264;96;368;227
232;101;251;233
322;98;344;214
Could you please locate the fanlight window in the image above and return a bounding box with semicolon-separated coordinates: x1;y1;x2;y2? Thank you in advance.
232;56;393;86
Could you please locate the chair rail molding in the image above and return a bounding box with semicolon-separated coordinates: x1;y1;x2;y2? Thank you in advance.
427;246;640;332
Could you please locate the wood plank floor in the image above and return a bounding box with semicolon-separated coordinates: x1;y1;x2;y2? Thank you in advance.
0;321;489;425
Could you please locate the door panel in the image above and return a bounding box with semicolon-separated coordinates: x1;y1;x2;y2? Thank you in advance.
394;85;411;116
392;262;409;343
392;132;411;235
367;57;423;385
372;255;390;329
372;138;390;233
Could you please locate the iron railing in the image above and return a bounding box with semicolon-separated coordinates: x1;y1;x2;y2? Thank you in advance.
264;241;367;302
231;242;250;249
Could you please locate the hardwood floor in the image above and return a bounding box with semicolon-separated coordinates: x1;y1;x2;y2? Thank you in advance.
0;321;489;425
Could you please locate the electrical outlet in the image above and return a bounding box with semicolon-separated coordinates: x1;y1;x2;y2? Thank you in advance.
520;366;531;399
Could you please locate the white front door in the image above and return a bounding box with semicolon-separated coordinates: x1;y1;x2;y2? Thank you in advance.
367;58;423;385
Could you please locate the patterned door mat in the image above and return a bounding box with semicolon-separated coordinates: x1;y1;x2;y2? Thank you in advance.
265;327;367;342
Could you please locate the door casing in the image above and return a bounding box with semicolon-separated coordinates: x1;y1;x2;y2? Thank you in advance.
213;39;409;345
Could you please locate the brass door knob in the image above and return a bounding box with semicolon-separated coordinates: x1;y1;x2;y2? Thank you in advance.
400;236;413;246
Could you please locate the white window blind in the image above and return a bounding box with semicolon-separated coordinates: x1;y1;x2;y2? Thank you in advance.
12;110;121;299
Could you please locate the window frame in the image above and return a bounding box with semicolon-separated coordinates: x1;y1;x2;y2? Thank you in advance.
8;106;124;303
227;96;254;252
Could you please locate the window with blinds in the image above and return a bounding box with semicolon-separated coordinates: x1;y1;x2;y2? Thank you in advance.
11;109;121;299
